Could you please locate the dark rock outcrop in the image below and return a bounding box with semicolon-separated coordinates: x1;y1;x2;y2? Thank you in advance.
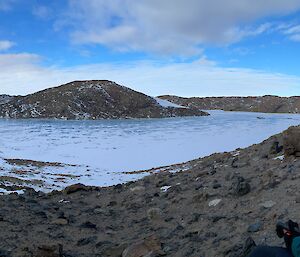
158;95;300;113
283;126;300;157
0;80;208;119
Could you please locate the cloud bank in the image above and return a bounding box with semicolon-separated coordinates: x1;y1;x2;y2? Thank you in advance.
0;53;299;97
64;0;300;55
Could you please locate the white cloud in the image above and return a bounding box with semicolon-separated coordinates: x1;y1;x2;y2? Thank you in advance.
290;34;300;41
0;53;299;97
0;40;15;51
0;53;40;69
62;0;300;55
0;0;16;11
32;5;51;19
281;24;300;42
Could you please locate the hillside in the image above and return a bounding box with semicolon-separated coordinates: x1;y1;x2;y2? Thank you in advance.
0;81;208;119
0;95;14;105
1;126;300;256
158;95;300;113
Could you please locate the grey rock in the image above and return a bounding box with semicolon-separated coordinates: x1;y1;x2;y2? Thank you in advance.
232;177;251;196
247;222;262;233
147;208;163;221
260;200;276;209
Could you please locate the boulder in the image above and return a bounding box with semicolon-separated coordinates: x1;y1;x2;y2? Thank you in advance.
63;183;89;194
232;177;251;196
283;126;300;157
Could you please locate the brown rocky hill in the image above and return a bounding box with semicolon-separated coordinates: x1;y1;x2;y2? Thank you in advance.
158;95;300;113
0;81;208;119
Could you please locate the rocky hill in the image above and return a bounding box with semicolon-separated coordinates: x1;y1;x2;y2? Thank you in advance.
158;95;300;113
1;126;300;256
0;81;208;119
0;95;13;105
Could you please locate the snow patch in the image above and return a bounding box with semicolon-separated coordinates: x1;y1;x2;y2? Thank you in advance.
160;186;172;192
154;98;186;108
273;155;284;160
0;188;24;195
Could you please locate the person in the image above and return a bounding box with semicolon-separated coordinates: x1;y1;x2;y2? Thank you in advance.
247;220;300;257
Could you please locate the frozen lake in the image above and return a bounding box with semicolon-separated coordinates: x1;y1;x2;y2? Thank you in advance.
0;110;300;190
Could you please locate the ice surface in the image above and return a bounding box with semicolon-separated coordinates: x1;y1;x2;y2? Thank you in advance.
0;110;300;191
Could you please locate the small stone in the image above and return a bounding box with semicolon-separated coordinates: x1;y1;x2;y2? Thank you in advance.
94;208;105;214
130;186;145;193
247;222;262;233
260;200;276;209
51;218;68;225
80;221;97;229
147;208;163;221
208;199;222;207
188;213;202;223
192;192;208;203
34;244;63;257
77;236;97;246
102;244;127;257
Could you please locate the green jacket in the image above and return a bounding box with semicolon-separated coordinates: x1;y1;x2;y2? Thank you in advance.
292;237;300;257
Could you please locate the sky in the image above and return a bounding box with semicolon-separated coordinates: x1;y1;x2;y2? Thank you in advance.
0;0;300;96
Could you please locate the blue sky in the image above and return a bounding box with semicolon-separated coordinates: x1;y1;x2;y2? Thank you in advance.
0;0;300;96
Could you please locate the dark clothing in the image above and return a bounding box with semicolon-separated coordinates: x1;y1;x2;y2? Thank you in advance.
248;246;293;257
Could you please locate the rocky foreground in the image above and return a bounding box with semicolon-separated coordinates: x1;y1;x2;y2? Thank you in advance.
159;95;300;113
1;126;300;257
0;81;208;119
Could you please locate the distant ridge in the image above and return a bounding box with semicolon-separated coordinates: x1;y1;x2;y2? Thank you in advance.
0;95;14;105
158;95;300;113
0;80;208;119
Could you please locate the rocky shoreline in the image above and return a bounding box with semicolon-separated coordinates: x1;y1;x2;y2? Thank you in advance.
1;126;300;256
